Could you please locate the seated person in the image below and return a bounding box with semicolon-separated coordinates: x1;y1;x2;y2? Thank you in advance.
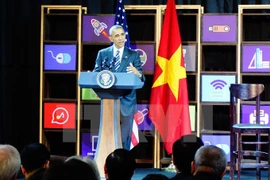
104;148;136;180
187;145;227;180
20;143;50;179
42;162;68;180
65;155;100;180
27;168;46;180
171;134;204;180
0;144;21;180
43;156;100;180
143;174;170;180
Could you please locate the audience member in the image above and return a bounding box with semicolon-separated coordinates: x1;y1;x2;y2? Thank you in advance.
143;174;170;180
20;143;50;179
43;155;100;180
27;168;46;180
49;155;67;166
187;145;227;180
65;155;100;180
42;162;68;180
171;134;204;180
104;148;136;180
0;144;21;180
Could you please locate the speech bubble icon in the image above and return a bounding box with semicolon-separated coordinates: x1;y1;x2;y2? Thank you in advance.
51;107;69;125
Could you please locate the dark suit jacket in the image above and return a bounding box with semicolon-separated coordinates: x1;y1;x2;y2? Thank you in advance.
93;45;145;116
183;172;221;180
170;172;191;180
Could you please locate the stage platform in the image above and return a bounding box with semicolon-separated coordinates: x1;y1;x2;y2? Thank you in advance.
126;168;268;180
16;167;268;179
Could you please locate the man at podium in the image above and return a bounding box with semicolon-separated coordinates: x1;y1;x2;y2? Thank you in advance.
93;25;145;150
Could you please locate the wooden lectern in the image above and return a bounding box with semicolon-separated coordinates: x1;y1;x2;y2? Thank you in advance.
78;71;144;178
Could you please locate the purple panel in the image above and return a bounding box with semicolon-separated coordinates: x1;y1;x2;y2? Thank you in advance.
130;44;155;73
241;105;270;125
134;104;153;131
202;15;237;42
83;15;114;43
201;134;230;162
242;45;270;72
81;132;98;158
44;45;76;71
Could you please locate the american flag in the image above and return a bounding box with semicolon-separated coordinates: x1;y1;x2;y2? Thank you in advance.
114;0;139;150
114;0;130;48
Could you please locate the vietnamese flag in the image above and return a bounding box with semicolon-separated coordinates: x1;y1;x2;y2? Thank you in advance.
148;0;191;154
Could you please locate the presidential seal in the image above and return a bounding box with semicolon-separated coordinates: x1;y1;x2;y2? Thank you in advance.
96;70;115;89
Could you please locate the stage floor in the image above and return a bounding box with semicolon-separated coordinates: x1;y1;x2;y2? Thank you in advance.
16;167;268;179
128;168;269;180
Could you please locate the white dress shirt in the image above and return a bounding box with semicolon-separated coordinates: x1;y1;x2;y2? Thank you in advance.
113;46;124;62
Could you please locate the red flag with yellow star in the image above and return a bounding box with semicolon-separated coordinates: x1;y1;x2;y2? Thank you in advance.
148;0;191;154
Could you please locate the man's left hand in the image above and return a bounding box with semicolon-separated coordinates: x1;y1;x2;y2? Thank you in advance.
126;63;142;78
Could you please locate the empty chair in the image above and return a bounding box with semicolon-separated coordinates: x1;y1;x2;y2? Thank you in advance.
229;83;270;180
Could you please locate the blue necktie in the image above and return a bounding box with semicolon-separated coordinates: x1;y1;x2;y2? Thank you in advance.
114;50;120;72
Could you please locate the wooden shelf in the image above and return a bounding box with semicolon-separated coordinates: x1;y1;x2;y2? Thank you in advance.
43;40;78;44
43;98;77;102
43;71;78;74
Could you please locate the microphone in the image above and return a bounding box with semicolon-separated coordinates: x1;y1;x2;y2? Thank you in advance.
101;58;108;70
101;57;115;70
109;57;116;70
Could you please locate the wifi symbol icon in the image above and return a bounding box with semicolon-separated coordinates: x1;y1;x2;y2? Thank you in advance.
210;80;227;90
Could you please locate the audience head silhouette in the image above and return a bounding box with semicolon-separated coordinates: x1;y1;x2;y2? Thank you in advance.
104;148;136;180
27;168;46;180
42;161;68;180
20;142;50;179
142;174;169;180
172;134;204;176
65;155;100;180
43;155;100;180
192;145;227;179
0;144;21;180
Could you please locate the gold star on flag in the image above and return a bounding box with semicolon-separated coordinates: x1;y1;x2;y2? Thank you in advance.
152;45;186;100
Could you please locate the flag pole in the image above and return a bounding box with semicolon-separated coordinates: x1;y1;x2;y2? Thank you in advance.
154;129;160;168
153;5;162;169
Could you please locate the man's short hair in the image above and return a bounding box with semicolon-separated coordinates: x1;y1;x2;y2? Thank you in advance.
105;148;136;180
0;144;21;180
109;25;124;36
21;143;50;173
194;145;227;176
172;134;204;174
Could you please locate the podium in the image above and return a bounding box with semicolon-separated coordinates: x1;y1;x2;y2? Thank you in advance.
78;71;144;177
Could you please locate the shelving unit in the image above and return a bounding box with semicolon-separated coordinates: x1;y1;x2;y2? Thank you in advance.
39;4;270;168
237;5;270;131
200;13;238;136
39;5;86;156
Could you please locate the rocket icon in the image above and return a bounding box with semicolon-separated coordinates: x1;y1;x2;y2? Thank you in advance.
91;19;110;40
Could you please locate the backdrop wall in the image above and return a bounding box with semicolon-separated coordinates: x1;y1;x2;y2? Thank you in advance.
0;0;270;151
